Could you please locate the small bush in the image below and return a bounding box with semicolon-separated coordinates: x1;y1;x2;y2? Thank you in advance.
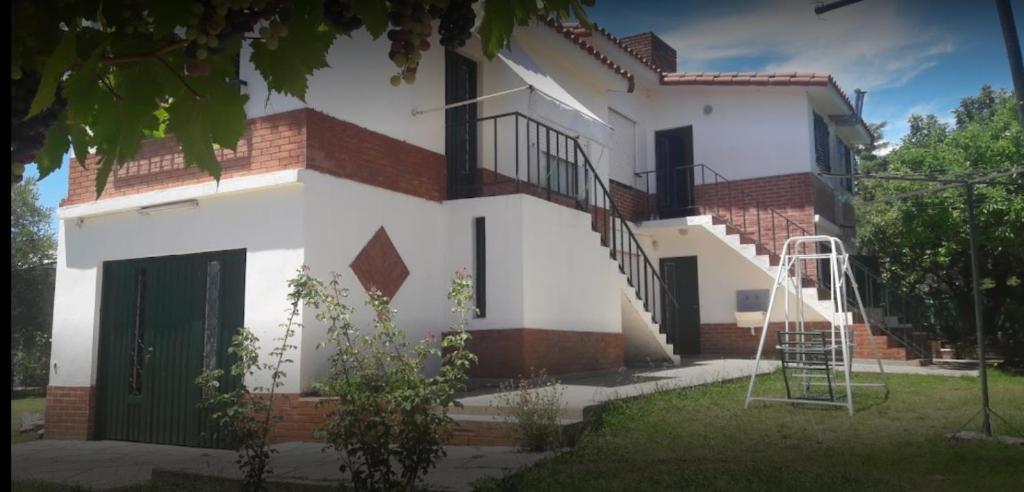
497;370;565;452
195;277;301;491
295;269;477;491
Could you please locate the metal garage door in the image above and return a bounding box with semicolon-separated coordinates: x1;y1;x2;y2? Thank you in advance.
95;249;245;447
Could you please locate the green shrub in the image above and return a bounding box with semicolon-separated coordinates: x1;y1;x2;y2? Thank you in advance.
295;269;478;491
195;276;301;491
497;370;565;452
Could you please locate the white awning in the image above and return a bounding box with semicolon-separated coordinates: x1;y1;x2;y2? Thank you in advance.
496;40;612;147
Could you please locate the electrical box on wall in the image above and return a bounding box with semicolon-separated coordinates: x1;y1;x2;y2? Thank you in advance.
736;289;769;333
736;290;769;312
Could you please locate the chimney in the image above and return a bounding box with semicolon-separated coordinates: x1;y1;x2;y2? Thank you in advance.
854;89;866;116
619;32;677;73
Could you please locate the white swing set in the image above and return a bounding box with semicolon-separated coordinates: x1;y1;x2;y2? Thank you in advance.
744;235;889;415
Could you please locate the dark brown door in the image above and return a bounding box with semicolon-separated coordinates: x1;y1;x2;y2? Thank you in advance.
655;126;695;218
661;256;701;355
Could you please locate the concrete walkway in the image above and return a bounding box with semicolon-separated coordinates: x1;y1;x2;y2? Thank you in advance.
12;439;552;491
455;358;781;422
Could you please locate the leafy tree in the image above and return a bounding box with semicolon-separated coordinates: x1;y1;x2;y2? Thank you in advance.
11;0;595;192
855;85;1024;362
11;178;57;389
854;121;890;174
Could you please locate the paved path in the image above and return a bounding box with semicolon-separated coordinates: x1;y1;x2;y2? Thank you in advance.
11;440;552;491
454;358;782;421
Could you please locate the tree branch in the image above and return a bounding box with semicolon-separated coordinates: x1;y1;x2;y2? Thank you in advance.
96;74;122;102
100;39;190;66
154;55;203;100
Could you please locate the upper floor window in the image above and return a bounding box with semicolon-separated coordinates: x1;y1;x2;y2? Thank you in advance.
836;140;854;193
535;151;578;196
813;112;831;173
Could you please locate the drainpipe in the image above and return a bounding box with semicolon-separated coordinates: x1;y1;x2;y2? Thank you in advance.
854;89;866;116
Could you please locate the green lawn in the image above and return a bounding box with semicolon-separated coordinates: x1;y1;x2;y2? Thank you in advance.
480;370;1024;492
11;396;46;444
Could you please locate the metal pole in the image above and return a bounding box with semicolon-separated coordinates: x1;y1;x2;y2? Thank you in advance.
996;0;1024;128
965;183;993;437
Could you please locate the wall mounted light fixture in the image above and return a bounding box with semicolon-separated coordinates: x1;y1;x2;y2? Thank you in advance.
138;199;199;215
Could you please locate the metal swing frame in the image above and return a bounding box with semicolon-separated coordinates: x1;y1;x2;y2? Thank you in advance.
744;235;889;415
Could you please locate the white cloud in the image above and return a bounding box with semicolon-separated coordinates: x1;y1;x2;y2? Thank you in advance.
660;0;955;91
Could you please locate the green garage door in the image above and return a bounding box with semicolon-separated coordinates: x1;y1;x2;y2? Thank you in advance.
95;249;245;447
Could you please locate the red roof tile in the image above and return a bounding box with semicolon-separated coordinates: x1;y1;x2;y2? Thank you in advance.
541;19;636;93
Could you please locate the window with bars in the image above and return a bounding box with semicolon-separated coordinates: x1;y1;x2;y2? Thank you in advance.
530;151;578;196
813;113;831;173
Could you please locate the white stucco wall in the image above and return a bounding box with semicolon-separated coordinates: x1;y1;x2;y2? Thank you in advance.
50;175;306;392
300;170;448;388
242;30;446;154
642;85;816;182
444;193;621;335
519;196;621;333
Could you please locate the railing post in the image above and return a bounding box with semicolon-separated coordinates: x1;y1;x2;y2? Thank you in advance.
493;118;498;188
756;203;762;253
546;128;552;201
515;114;520;193
771;213;777;257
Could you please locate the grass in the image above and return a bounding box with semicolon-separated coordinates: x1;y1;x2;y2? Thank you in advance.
11;395;46;444
10;482;208;492
477;370;1024;492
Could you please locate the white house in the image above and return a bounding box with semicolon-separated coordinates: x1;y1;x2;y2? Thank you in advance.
46;19;926;445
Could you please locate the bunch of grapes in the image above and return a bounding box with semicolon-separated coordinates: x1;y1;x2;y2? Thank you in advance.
11;72;66;183
183;0;287;75
437;0;477;50
324;0;364;34
386;0;436;86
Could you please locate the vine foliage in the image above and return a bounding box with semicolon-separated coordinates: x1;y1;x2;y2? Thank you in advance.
12;0;594;189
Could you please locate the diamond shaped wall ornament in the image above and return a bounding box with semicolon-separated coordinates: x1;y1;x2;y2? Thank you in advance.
350;226;410;300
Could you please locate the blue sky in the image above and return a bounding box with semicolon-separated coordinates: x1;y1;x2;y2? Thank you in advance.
24;0;1022;219
589;0;1019;148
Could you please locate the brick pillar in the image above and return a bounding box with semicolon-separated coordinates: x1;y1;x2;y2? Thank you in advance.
44;386;96;440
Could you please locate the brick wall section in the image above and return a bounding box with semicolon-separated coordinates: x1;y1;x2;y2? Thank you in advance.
694;172;818;279
619;32;677;72
609;180;653;223
44;386;96;440
267;395;333;444
64;110;308;206
694;173;816;251
466;328;624;378
700;323;918;360
64;109;447;206
305;109;446;201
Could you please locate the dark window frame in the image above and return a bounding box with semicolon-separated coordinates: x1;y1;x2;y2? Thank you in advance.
473;217;486;318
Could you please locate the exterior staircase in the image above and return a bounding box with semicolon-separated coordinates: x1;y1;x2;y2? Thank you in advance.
644;215;927;361
634;163;936;361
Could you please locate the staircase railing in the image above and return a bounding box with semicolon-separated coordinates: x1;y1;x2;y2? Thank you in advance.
634;163;937;358
448;112;681;328
635;165;816;264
